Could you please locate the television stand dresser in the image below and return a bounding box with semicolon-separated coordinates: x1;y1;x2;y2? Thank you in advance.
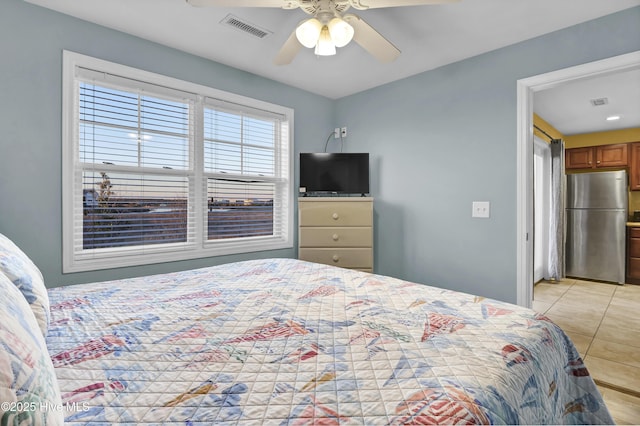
298;197;373;272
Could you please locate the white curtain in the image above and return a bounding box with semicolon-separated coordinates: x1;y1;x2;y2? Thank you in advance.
533;137;551;283
547;139;565;280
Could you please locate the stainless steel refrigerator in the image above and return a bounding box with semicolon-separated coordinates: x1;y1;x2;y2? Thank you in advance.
565;170;627;284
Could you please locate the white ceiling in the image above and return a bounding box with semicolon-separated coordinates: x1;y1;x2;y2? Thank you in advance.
23;0;640;134
534;68;640;136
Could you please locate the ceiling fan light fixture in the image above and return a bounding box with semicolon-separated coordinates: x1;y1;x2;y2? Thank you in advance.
314;25;336;56
328;17;354;48
296;18;322;48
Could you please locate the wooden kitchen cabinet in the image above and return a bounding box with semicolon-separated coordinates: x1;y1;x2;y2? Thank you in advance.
565;147;594;169
627;227;640;284
597;143;628;167
629;142;640;190
565;144;628;170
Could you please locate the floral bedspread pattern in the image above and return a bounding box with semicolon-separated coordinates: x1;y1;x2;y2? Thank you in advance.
46;259;613;424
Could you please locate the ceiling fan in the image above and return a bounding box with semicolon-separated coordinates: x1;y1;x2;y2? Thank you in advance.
186;0;459;65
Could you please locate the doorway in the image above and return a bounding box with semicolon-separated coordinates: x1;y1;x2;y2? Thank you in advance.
516;50;640;308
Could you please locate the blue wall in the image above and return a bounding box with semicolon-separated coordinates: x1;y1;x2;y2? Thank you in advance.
0;0;333;287
334;7;640;303
1;0;639;302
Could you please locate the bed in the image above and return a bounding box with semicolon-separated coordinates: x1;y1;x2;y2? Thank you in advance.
0;233;614;425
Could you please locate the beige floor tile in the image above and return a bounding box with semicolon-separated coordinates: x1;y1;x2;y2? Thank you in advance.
564;331;592;357
599;387;640;425
613;284;640;301
573;278;622;293
533;283;569;303
602;306;640;332
546;300;608;322
588;338;640;369
611;293;640;316
546;313;601;337
609;294;640;312
595;318;640;349
584;355;640;391
570;279;618;296
536;279;640;401
556;290;612;310
531;300;552;314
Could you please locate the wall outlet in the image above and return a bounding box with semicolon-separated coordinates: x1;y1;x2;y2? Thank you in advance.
341;126;347;138
472;201;490;218
334;128;340;139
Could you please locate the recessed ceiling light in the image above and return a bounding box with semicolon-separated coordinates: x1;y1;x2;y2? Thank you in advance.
606;115;621;121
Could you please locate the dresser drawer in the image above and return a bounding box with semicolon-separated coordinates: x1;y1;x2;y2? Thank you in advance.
630;237;640;257
299;248;372;269
299;201;372;227
629;257;640;279
299;227;372;248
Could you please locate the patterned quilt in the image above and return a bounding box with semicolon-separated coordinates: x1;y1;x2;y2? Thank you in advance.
46;259;613;424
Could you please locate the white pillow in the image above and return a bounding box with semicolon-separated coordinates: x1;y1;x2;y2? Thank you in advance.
0;273;63;425
0;233;50;335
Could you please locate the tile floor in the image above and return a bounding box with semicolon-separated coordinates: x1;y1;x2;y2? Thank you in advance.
534;278;640;424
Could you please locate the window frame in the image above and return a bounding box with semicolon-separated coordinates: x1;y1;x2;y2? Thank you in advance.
62;51;294;273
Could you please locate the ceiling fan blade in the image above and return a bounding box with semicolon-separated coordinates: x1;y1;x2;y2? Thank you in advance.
347;0;459;9
274;30;303;65
343;14;400;63
186;0;291;7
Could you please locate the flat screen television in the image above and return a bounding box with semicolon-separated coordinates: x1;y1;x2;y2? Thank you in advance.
299;153;370;195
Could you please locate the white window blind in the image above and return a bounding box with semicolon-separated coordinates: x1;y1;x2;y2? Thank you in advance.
63;51;293;272
203;102;287;244
78;82;194;256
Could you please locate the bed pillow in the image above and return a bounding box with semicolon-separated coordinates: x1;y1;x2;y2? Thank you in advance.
0;233;49;335
0;273;64;425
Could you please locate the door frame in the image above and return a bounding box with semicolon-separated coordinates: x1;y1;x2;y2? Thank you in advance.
516;50;640;308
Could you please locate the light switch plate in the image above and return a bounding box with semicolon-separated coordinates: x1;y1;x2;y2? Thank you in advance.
472;201;490;218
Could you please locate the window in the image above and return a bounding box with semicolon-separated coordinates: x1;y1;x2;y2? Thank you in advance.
63;51;293;273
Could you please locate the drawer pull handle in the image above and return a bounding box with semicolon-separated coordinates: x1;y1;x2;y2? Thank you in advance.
332;254;340;262
332;234;339;241
332;213;339;220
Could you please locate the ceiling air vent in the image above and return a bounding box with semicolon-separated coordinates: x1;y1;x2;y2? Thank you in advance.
590;97;609;107
220;14;272;39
